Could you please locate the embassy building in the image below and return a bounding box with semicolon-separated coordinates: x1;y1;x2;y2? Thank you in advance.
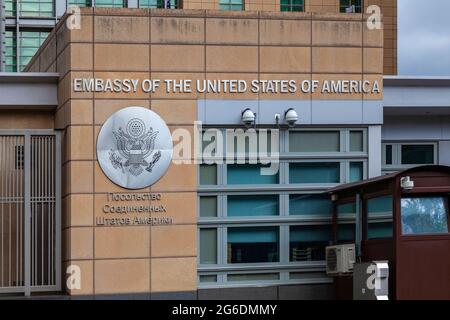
0;1;449;300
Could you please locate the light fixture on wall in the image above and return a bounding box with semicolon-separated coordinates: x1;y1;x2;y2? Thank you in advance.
284;108;298;128
241;108;256;129
400;176;414;191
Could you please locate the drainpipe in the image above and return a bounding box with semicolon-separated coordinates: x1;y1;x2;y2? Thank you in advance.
0;0;5;72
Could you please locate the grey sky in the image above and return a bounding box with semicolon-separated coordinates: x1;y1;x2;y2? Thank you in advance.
398;0;450;76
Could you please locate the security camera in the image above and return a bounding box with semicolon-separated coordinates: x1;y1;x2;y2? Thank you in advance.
241;108;256;128
284;108;298;127
400;176;414;191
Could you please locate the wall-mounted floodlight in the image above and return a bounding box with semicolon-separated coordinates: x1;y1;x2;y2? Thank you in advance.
284;108;298;128
400;176;414;191
241;108;256;128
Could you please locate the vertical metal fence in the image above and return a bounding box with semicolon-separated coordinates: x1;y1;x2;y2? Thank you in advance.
0;131;60;296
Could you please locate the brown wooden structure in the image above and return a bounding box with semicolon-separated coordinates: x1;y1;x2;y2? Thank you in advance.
328;165;450;300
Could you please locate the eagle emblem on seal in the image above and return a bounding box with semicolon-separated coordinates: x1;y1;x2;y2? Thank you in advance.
108;118;161;176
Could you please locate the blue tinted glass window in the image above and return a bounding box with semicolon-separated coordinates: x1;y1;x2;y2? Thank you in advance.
289;162;340;184
227;164;279;185
367;195;393;239
228;227;279;263
290;225;331;261
349;162;363;182
289;194;332;216
228;195;278;217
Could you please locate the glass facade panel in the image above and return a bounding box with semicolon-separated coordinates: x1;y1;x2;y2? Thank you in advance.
227;164;279;185
289;162;340;184
19;0;54;17
95;0;125;7
289;194;332;216
289;131;340;153
228;273;279;281
219;0;243;10
401;197;449;235
337;223;355;244
200;196;217;218
349;162;363;182
367;195;393;239
19;30;49;71
350;131;364;152
290;225;331;261
68;0;92;6
5;30;17;72
228;195;278;217
280;0;304;12
139;0;180;8
199;275;217;283
200;229;217;264
385;144;393;165
227;227;279;263
5;0;16;16
401;145;434;165
200;164;217;185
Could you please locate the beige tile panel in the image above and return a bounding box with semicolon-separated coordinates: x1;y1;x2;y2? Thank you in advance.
150;192;197;225
68;99;94;126
71;43;94;71
94;100;150;125
94;16;149;43
0;110;54;130
151;45;205;72
65;194;94;227
151;100;197;125
151;72;205;100
205;18;258;45
91;72;150;99
204;73;259;100
151;257;197;292
260;47;311;73
151;224;197;258
64;260;94;296
94;44;150;71
70;14;94;44
95;226;150;259
206;46;258;73
64;227;93;261
66;125;94;161
95;259;150;294
93;193;152;224
312;47;362;73
151;162;197;192
151;17;204;44
363;47;383;74
66;161;94;194
260;19;311;46
312;20;362;46
363;74;383;100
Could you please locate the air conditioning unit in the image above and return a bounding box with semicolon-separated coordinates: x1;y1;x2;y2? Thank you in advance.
326;244;356;276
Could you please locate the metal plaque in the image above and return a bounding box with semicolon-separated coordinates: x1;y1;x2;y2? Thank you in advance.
97;106;173;189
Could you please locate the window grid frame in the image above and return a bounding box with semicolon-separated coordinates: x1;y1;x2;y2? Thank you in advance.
382;141;438;173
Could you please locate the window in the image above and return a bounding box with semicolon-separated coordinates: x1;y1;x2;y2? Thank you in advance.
340;0;362;13
349;162;363;182
68;0;92;6
290;162;340;184
200;196;217;217
200;164;217;185
367;195;393;239
94;0;125;7
19;0;53;17
227;164;279;185
401;197;449;235
402;145;434;165
15;146;25;170
280;0;304;12
5;0;16;16
198;128;368;286
290;225;331;261
350;131;364;152
19;30;49;71
5;30;16;72
382;142;437;172
289;194;332;216
289;131;340;153
139;0;180;8
228;195;278;217
219;0;243;11
200;229;217;264
227;227;279;263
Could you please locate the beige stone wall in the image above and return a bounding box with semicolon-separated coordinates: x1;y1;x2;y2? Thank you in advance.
26;8;383;296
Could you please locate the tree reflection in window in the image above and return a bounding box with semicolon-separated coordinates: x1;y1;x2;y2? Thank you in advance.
401;197;449;235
